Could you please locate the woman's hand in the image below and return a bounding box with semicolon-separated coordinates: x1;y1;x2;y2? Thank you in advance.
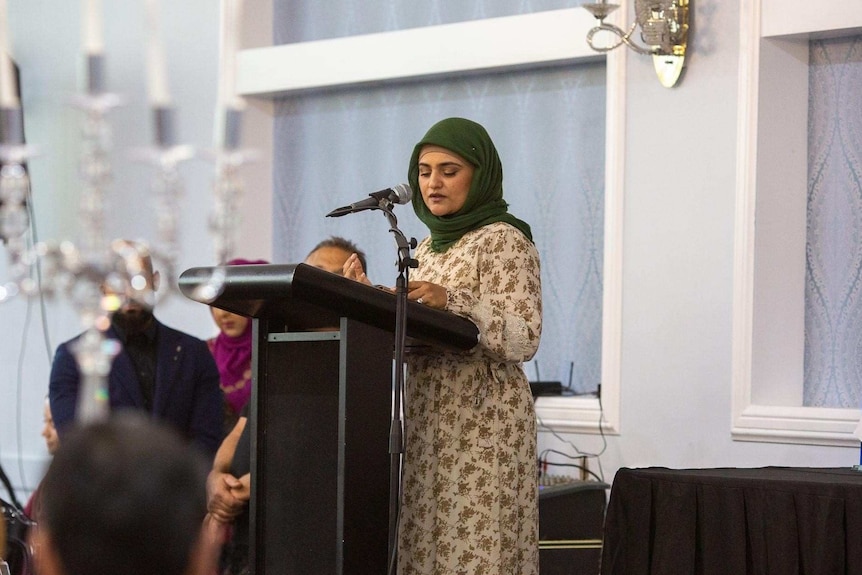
407;281;447;310
206;470;247;522
342;253;372;285
231;473;251;503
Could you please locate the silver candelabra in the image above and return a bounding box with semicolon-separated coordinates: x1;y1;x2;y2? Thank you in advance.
1;1;251;422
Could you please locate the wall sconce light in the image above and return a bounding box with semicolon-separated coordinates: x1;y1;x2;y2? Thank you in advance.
582;0;690;88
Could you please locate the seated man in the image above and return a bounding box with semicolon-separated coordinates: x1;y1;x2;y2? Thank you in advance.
31;414;218;575
49;240;223;457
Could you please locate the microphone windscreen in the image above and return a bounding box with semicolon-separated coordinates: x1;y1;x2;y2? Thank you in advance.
391;183;412;204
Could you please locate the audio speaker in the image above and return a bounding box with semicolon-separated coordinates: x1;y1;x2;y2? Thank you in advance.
538;480;609;575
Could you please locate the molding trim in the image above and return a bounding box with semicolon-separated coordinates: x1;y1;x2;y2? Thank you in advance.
731;0;862;446
761;0;862;38
733;405;861;447
535;10;627;437
593;41;626;437
731;0;762;442
237;9;601;97
536;395;611;435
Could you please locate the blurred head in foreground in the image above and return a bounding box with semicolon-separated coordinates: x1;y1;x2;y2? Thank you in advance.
33;414;215;575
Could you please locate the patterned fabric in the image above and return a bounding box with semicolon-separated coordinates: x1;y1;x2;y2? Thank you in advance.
207;326;253;415
399;221;542;574
804;35;862;407
275;0;578;43
206;335;252;433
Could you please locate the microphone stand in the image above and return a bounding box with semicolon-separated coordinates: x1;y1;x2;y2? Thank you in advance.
326;193;415;572
379;203;417;575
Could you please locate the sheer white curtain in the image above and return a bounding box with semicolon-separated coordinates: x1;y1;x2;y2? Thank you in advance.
804;35;862;407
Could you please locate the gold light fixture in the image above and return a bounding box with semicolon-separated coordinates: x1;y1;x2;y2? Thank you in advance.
582;0;690;88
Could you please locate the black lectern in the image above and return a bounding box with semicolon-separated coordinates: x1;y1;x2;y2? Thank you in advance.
179;263;479;575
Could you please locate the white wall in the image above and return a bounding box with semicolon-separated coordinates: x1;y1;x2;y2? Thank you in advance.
537;0;858;482
2;0;857;502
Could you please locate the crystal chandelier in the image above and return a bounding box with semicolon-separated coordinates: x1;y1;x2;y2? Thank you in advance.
0;0;250;421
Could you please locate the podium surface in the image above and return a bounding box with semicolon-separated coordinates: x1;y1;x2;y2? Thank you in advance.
180;263;479;349
180;263;479;575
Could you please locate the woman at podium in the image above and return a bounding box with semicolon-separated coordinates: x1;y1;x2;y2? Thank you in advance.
348;117;542;574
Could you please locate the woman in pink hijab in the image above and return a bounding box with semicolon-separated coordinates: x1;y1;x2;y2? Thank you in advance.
207;258;268;434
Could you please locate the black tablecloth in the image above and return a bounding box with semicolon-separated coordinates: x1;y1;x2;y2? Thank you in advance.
600;467;862;575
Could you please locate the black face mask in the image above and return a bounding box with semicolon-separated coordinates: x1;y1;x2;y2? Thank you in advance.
112;307;155;335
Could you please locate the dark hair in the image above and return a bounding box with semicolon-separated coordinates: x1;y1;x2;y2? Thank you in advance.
308;236;367;274
38;414;209;575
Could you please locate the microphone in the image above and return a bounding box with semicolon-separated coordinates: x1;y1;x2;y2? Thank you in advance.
326;183;412;218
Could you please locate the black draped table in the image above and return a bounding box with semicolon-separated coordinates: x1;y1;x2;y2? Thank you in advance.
600;466;862;575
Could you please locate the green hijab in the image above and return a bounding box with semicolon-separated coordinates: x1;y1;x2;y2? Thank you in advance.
408;117;533;253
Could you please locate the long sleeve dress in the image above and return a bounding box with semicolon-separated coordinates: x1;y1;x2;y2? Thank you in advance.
399;221;543;575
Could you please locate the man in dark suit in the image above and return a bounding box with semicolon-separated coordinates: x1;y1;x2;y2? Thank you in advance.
49;240;223;457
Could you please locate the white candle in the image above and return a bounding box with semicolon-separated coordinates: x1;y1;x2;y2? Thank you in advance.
222;0;245;110
234;0;246;109
0;51;16;107
0;0;19;107
214;0;245;147
82;0;104;55
146;0;170;106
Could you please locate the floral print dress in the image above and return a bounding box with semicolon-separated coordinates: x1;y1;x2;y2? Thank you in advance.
399;222;543;575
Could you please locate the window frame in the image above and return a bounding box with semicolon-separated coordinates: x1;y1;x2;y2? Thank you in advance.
237;7;627;435
731;0;862;446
